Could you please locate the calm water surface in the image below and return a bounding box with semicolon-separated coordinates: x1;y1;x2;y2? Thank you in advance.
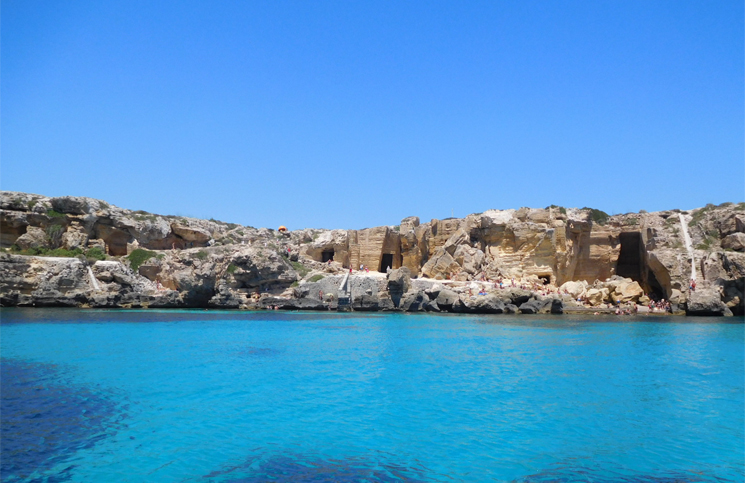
1;309;743;482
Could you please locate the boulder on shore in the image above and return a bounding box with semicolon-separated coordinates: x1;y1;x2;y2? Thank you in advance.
686;288;729;316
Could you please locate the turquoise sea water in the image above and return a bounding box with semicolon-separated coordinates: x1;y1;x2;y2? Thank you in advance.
1;309;743;482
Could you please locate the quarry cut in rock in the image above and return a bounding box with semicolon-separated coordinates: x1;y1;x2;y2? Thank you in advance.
1;191;743;316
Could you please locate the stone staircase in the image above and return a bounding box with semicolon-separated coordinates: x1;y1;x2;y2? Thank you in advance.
337;271;352;311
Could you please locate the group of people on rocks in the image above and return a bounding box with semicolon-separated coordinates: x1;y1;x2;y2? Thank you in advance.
648;298;672;312
348;265;370;273
614;306;638;315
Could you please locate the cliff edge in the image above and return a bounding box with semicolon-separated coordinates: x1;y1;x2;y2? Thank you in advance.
1;191;743;316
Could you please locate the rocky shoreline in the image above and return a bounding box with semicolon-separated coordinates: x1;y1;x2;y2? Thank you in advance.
1;191;743;316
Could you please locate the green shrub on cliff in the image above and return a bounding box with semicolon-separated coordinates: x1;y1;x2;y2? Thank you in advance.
127;249;157;272
45;224;63;241
696;236;716;251
290;261;311;277
308;274;325;283
582;207;609;225
194;250;208;260
10;246;84;258
47;247;84;257
86;247;106;261
688;204;716;227
47;209;65;218
546;205;567;215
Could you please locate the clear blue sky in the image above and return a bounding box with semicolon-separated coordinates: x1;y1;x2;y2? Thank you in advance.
2;1;743;229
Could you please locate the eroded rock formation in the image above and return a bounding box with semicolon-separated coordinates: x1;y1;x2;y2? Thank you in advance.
1;191;743;316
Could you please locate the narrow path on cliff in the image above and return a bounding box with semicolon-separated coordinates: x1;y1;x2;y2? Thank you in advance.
678;213;696;281
87;266;101;291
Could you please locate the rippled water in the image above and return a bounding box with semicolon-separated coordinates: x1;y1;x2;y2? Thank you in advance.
1;309;742;482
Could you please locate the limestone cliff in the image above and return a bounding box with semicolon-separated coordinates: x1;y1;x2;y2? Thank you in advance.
1;191;743;315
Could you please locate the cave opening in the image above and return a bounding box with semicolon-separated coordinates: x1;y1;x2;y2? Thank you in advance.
646;269;665;301
538;275;551;285
322;250;335;262
617;232;664;300
616;232;643;281
105;233;130;256
380;254;394;272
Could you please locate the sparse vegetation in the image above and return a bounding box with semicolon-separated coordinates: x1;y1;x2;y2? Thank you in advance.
290;261;311;277
127;249;157;272
639;209;647;214
99;201;110;209
546;205;567;214
696;236;716;251
625;218;639;226
9;246;84;258
7;244;111;262
226;263;237;274
291;281;299;287
136;215;158;222
582;207;609;225
736;202;745;211
688;204;716;227
86;247;107;263
194;250;208;260
46;209;65;218
27;200;38;209
308;274;325;283
86;247;106;260
46;224;63;241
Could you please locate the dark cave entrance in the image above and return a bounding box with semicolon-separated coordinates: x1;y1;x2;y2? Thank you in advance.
617;232;643;281
617;232;664;300
106;232;131;256
646;269;665;301
380;254;394;272
322;250;335;262
538;275;551;285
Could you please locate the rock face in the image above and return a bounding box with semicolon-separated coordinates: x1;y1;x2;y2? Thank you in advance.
686;288;730;316
387;267;412;307
0;254;90;306
722;233;745;252
15;227;48;250
1;191;743;315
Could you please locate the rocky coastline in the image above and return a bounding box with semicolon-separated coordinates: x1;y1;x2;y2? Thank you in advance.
1;191;743;316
